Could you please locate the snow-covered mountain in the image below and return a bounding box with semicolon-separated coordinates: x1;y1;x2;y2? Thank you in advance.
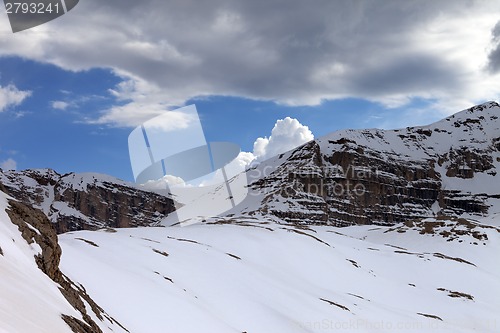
1;102;499;230
1;102;499;333
233;101;500;226
0;169;176;232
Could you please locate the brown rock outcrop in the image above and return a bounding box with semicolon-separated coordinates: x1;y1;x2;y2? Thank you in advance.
0;170;176;233
5;199;128;333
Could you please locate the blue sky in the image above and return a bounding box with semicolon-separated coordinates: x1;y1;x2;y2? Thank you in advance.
1;1;500;182
0;56;438;181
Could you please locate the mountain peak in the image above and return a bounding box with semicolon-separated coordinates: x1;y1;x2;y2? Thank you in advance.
238;102;500;226
438;100;499;129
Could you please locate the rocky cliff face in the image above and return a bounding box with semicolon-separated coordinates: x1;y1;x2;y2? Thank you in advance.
1;102;498;230
0;170;176;233
240;101;500;226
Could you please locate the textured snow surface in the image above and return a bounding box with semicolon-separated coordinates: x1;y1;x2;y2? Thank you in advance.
0;192;79;333
58;172;134;192
59;217;500;333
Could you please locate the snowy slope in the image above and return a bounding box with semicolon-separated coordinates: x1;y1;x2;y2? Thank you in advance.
0;191;80;333
0;190;130;333
59;216;500;333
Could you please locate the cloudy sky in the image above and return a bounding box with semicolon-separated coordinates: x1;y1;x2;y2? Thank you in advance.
0;0;499;181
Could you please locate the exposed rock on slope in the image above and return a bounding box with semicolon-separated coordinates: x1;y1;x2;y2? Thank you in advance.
0;170;176;233
0;190;128;333
240;101;500;226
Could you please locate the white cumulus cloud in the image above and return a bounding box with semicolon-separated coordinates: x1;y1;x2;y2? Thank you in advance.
138;117;313;187
89;76;195;128
0;158;17;170
140;174;187;190
253;117;314;161
0;84;31;112
51;101;70;110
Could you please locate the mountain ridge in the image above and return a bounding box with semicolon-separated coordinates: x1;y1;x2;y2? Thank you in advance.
226;101;500;226
1;101;499;230
0;169;176;232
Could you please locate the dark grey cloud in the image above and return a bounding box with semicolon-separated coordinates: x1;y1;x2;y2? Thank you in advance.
351;53;464;94
0;0;499;125
488;21;500;73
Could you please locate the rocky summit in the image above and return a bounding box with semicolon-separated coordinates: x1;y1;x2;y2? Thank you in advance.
0;169;176;233
238;101;500;226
